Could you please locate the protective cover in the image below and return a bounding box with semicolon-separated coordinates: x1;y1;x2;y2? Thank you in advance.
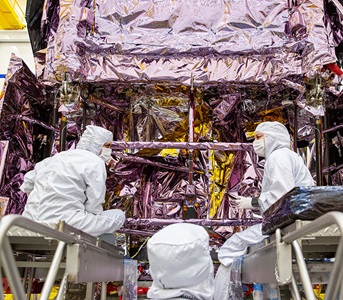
262;186;343;234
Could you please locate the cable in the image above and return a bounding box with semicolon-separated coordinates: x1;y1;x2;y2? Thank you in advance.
131;237;150;259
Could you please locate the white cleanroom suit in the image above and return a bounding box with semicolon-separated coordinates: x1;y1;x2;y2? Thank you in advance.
147;223;215;300
20;125;125;237
214;121;314;300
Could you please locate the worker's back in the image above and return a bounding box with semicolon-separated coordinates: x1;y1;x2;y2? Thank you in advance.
22;148;106;222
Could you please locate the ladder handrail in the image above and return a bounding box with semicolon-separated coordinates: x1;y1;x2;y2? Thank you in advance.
283;211;343;300
0;214;78;246
0;215;77;300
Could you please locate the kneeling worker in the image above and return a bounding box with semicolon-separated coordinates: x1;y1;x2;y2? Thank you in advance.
20;125;125;237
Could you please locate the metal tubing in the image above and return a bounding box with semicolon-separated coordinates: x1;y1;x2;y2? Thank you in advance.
283;211;343;243
26;268;35;300
328;258;343;300
0;215;77;299
307;143;315;169
291;240;316;300
50;96;59;157
323;114;332;185
323;124;343;134
0;215;77;245
289;274;301;300
85;283;95;300
111;141;252;151
188;151;194;185
293;103;298;152
339;272;343;300
146;100;152;141
52;96;59;127
59;116;67;152
283;212;343;300
82;100;87;134
0;262;4;300
40;241;66;300
22;266;28;290
56;273;68;300
315;117;323;185
188;77;195;185
124;217;261;227
0;237;27;299
0;215;125;299
101;282;107;300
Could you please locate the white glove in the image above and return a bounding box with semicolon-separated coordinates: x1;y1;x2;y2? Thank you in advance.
235;196;253;209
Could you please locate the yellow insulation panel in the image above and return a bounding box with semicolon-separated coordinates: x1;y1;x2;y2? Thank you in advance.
0;0;25;30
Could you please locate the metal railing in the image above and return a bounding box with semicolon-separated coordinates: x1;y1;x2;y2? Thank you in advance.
283;212;343;300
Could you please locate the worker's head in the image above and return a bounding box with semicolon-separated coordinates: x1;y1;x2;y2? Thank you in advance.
253;121;290;158
76;125;113;160
147;223;215;300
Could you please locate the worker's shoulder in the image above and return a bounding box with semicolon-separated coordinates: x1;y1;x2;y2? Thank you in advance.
56;148;101;162
271;147;295;155
268;147;297;162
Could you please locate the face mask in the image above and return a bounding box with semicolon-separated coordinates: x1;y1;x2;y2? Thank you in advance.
253;139;265;157
99;147;112;162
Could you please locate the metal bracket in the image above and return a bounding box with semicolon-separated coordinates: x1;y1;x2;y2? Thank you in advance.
275;228;292;285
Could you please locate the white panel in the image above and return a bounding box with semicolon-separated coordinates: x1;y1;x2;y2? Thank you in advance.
0;30;35;92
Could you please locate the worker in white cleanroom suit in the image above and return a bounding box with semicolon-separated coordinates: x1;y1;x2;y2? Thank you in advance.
214;121;314;300
147;223;215;300
20;125;125;237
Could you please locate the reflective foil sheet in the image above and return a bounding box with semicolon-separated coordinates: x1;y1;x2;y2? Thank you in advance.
1;59;267;238
37;0;338;84
0;141;9;184
2;0;343;266
0;56;53;214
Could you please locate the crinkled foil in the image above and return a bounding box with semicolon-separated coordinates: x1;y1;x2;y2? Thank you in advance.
0;56;53;214
35;0;338;84
262;186;343;234
325;0;343;47
3;0;343;255
288;1;336;73
102;84;291;242
0;141;9;183
331;168;343;185
1;74;267;225
1;60;324;230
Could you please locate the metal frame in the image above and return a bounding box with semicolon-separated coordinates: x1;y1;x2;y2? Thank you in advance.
0;214;125;300
242;212;343;300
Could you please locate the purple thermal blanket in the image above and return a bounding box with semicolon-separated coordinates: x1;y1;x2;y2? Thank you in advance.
262;186;343;234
